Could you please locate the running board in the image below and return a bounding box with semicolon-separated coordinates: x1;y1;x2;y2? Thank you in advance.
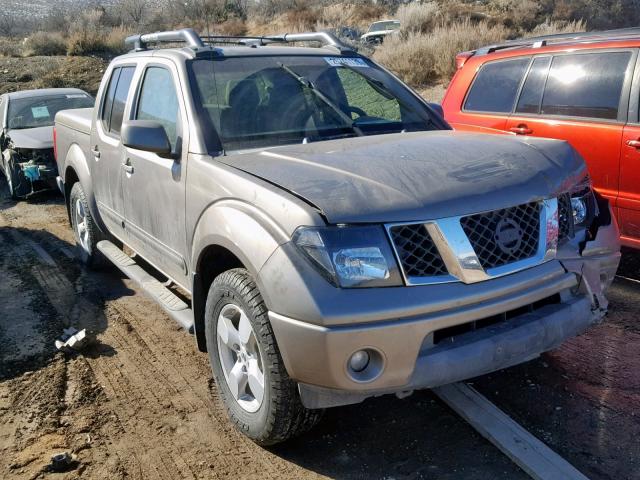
97;240;194;333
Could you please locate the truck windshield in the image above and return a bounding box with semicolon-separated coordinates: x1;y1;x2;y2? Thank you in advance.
188;55;438;152
7;94;94;130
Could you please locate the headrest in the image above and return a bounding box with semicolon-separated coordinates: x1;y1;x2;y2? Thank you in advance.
228;79;259;108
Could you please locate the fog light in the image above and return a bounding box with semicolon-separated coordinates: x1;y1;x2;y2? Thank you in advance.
349;350;370;372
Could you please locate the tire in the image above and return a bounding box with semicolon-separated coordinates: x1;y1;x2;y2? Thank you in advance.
69;182;106;269
205;268;323;445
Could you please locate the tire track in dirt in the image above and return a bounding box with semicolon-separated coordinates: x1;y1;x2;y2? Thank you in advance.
0;208;202;479
103;299;301;479
1;203;315;479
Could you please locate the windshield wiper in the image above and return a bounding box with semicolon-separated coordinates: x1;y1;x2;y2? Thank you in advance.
278;62;363;138
337;65;434;128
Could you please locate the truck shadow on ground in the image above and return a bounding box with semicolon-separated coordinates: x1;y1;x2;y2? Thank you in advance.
270;388;527;479
0;224;134;381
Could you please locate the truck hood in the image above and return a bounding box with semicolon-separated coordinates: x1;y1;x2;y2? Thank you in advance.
7;126;54;150
220;131;587;224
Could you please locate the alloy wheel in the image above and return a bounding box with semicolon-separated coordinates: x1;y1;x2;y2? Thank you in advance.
216;303;265;413
74;197;90;251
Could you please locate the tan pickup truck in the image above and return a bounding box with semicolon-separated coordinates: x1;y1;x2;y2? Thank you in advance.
54;28;620;445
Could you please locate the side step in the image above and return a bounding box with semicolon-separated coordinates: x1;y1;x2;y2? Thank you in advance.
97;240;194;333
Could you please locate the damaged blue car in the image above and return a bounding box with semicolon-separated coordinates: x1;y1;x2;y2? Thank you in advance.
1;88;94;199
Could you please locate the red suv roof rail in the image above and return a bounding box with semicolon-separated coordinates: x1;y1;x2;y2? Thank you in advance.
455;51;475;69
475;26;640;56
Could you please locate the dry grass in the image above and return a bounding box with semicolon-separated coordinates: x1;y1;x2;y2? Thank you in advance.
25;32;67;56
374;19;510;87
395;2;441;34
0;37;21;57
248;2;387;36
214;19;248;36
103;27;130;55
529;19;587;36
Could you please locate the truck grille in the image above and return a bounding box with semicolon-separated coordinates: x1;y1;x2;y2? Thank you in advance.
388;224;448;277
460;202;540;270
557;193;574;243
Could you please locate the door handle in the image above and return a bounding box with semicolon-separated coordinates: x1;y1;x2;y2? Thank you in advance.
626;139;640;149
91;146;100;158
509;125;533;135
122;159;134;174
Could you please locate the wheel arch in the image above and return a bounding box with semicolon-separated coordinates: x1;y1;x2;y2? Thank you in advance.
62;145;106;233
190;201;287;352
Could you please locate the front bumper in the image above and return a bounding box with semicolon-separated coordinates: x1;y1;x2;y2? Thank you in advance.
262;220;620;409
11;164;58;197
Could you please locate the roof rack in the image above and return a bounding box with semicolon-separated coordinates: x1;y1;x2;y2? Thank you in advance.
476;26;640;55
125;28;205;51
124;28;352;53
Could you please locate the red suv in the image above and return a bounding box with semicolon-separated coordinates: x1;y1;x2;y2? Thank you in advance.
442;28;640;248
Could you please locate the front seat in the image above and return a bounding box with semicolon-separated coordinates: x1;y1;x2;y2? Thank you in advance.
220;80;260;140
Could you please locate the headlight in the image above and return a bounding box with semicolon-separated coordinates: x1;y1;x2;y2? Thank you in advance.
571;196;587;225
570;180;598;228
292;226;403;288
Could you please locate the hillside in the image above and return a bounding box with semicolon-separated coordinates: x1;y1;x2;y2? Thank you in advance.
0;56;108;95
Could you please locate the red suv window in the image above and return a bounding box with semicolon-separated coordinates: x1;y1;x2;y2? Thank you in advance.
516;56;551;114
540;52;632;120
463;58;530;113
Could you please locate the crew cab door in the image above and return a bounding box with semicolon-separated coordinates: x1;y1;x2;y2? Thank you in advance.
619;55;640;247
505;50;636;207
452;57;531;131
90;65;136;238
121;62;189;286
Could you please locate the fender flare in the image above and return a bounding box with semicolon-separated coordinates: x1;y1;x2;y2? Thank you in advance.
189;200;290;351
190;199;289;277
63;144;107;233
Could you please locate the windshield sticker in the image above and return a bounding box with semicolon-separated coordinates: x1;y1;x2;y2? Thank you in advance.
66;94;87;98
324;57;368;68
31;106;50;118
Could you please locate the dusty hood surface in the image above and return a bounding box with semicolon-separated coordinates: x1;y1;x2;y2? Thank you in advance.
7;126;54;150
220;131;586;224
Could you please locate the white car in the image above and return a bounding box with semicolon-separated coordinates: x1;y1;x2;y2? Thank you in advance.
361;20;400;44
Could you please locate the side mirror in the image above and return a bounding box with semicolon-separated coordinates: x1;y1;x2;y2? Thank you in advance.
428;102;444;118
121;120;173;158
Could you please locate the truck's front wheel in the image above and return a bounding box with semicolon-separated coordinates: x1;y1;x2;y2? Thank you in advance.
69;182;105;269
205;268;322;445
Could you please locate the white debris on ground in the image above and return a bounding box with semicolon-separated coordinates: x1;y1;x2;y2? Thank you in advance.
54;327;88;352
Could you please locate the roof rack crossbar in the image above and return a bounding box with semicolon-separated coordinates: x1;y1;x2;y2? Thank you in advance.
125;28;352;53
263;32;346;48
125;28;205;51
476;27;640;55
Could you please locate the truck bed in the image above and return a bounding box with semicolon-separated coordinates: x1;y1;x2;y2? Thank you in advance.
55;107;93;134
54;108;92;179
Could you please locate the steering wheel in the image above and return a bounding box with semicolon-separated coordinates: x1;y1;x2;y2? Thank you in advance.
347;106;367;118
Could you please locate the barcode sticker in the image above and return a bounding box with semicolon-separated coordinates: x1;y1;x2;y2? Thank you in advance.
324;57;368;68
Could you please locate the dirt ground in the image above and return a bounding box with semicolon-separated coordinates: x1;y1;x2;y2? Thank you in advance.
0;56;108;96
1;185;639;480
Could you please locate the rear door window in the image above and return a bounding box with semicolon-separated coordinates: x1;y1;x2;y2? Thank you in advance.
464;58;530;113
109;66;135;135
516;56;551;114
541;52;632;120
101;68;120;131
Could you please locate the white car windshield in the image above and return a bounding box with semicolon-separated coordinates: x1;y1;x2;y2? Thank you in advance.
368;21;400;33
7;94;94;130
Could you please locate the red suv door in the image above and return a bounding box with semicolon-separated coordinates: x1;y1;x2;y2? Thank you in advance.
449;57;531;130
505;50;636;207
